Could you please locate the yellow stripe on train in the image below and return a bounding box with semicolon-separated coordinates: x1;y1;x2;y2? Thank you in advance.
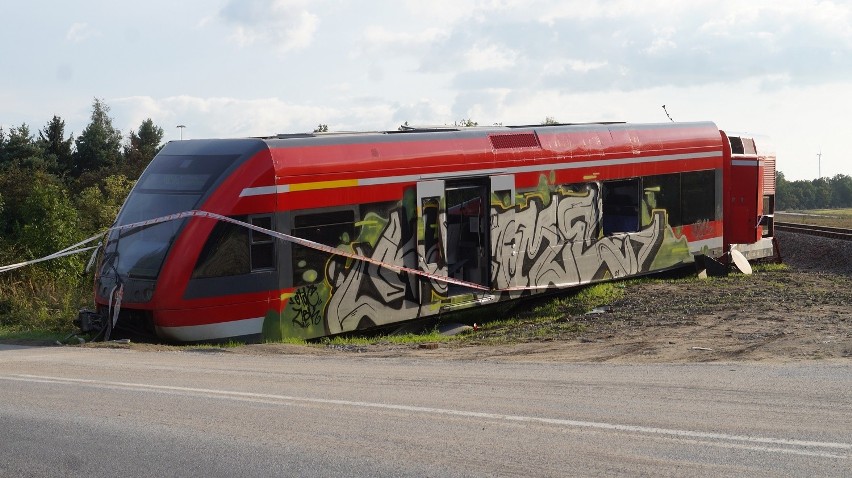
288;179;359;192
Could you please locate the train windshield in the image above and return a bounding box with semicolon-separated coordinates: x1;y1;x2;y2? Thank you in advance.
102;154;238;279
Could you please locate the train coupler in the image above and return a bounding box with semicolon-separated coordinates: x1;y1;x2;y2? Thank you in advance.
74;308;106;335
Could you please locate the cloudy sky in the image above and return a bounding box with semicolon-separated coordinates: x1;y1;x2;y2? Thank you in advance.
2;0;850;180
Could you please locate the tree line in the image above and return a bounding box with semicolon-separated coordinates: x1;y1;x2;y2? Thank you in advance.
775;172;852;211
0;98;163;332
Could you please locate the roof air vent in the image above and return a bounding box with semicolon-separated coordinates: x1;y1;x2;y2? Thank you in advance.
489;132;541;150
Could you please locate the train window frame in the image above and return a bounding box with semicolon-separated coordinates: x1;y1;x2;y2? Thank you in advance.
601;179;640;235
291;208;358;287
190;216;251;279
249;215;276;271
680;170;717;225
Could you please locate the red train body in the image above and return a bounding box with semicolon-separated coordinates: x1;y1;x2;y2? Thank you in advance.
94;121;776;342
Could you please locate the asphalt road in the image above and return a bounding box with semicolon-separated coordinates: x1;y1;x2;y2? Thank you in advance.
0;344;849;477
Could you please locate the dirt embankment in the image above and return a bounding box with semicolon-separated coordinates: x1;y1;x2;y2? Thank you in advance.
239;231;852;363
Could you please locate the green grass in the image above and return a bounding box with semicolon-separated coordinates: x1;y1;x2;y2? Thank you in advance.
265;281;628;348
806;208;852;216
319;328;456;346
268;336;309;346
0;325;65;343
440;281;624;342
176;340;251;351
754;262;788;273
776;209;852;228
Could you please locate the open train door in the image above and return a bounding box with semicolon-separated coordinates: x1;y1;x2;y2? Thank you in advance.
417;177;495;303
417;180;449;303
722;131;777;261
489;174;516;290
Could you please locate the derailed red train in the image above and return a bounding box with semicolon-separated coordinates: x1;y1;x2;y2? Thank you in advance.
93;121;776;342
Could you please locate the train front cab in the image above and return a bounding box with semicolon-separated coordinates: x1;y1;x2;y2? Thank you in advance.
93;138;277;342
721;131;776;260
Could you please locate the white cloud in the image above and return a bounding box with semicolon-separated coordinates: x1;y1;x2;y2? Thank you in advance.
542;59;608;75
643;27;678;55
360;26;448;53
110;95;410;141
462;43;518;71
401;0;532;26
217;0;319;53
6;0;852;184
66;22;98;43
408;0;852;92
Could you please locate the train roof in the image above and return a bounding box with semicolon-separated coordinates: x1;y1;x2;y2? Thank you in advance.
158;121;725;181
163;121;720;149
260;120;719;148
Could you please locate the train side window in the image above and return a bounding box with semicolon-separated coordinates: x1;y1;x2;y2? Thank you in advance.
642;174;681;227
421;197;441;264
681;170;716;224
555;183;598;243
291;210;356;286
601;179;639;235
249;215;275;271
191;218;250;279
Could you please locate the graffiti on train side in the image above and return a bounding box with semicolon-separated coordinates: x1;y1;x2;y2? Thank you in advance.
490;184;689;291
264;179;692;340
289;284;323;329
324;208;423;335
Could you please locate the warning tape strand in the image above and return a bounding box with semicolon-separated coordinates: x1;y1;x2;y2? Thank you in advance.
0;209;569;292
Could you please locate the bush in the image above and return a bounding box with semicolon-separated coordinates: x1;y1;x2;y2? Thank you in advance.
0;266;88;333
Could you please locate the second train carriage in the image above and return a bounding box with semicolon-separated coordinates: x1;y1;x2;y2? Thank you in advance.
93;121;776;342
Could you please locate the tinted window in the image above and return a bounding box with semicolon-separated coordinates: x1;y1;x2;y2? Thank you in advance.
107;192;200;279
681;170;716;224
136;154;238;193
642;174;681;227
292;210;356;287
421;197;441;264
115;192;199;226
104;154;240;280
250;216;275;271
602;179;639;235
192;220;250;279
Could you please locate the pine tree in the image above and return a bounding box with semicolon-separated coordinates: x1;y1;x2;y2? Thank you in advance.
123;118;164;178
38;115;74;176
72;98;123;177
1;124;43;168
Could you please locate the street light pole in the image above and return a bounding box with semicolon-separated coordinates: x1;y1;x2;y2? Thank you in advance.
177;124;186;140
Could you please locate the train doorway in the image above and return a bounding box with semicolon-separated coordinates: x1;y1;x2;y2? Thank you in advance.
444;181;489;293
416;178;490;300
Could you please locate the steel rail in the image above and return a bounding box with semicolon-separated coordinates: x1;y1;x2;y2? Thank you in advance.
774;222;852;241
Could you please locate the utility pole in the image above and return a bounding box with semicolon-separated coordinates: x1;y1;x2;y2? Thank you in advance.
177;124;186;140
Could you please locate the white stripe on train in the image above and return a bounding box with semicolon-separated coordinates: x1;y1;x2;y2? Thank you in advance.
239;151;723;197
156;317;265;342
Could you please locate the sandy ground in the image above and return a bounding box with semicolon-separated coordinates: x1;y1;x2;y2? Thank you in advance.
66;231;852;363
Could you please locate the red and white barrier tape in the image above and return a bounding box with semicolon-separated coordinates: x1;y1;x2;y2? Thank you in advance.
1;209;571;292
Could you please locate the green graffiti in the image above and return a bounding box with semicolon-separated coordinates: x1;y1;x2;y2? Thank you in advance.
354;212;389;247
649;225;693;270
264;281;334;340
301;269;318;283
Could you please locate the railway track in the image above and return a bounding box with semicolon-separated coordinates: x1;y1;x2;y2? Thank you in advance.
774;222;852;241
